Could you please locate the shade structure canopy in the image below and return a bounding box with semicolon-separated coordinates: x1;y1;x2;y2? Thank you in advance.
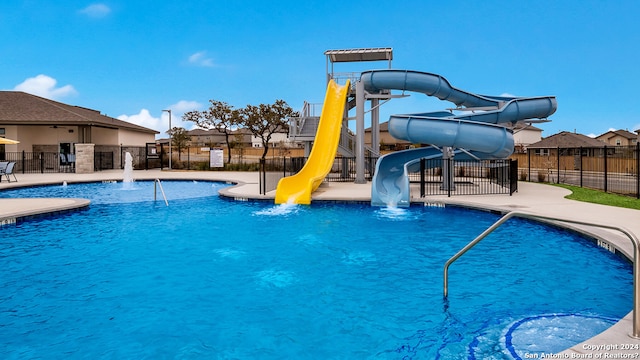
0;137;19;145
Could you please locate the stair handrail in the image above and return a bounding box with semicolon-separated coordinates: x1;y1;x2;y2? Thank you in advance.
443;210;640;339
154;178;169;206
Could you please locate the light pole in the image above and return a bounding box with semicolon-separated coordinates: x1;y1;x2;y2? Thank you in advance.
162;109;172;170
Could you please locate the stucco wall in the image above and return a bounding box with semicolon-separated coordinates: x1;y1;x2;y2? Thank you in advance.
118;129;155;146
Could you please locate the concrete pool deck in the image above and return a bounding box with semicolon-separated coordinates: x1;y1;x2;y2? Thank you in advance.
1;168;639;357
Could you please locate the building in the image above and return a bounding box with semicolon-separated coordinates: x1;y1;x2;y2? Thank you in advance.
595;129;638;146
527;131;606;156
513;124;543;153
365;121;411;151
0;91;158;171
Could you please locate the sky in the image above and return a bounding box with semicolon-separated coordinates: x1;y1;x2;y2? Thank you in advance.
1;0;639;139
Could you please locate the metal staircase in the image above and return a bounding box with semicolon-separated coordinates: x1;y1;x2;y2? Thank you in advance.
288;94;379;158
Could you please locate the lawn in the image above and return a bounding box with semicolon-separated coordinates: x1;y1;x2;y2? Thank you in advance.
553;184;640;210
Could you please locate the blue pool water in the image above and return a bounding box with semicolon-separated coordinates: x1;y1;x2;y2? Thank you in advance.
0;181;633;359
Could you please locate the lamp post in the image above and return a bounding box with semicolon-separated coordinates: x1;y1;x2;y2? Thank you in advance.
162;109;172;170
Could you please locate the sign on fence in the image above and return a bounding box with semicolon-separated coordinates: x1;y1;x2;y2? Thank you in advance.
210;148;224;168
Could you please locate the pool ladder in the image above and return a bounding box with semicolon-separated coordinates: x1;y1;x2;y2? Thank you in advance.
154;179;168;206
443;210;640;339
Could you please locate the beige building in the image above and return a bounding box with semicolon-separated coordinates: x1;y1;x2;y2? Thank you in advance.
365;121;411;151
513;124;543;152
596;129;638;146
0;91;158;170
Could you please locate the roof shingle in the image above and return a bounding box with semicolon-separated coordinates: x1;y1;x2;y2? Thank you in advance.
0;91;158;134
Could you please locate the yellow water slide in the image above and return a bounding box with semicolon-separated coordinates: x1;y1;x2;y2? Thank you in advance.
274;79;350;205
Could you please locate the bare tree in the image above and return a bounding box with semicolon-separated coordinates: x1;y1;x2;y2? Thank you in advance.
241;100;297;160
182;100;241;163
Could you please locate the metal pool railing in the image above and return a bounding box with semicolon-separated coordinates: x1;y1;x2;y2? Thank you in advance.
154;179;168;206
442;210;640;339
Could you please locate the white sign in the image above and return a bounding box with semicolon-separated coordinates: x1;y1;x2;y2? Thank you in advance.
210;148;224;168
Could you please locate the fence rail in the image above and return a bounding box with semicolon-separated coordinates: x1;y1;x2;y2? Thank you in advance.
258;156;516;197
411;158;517;197
512;144;640;198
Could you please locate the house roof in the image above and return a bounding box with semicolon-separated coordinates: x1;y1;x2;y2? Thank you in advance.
596;129;638;140
513;123;543;132
0;91;158;134
528;131;606;148
365;121;390;132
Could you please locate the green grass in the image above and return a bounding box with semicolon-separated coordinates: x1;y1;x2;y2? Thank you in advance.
552;184;640;210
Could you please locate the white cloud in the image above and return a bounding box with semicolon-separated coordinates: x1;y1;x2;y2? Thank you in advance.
117;100;203;137
14;74;77;100
170;100;202;113
117;109;163;136
78;3;111;18
500;93;516;98
188;51;215;67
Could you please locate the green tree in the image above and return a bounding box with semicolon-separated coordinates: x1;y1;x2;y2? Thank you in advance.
182;100;241;163
167;127;191;160
241;100;297;160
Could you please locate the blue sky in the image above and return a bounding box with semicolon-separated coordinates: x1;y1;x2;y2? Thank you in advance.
1;1;638;138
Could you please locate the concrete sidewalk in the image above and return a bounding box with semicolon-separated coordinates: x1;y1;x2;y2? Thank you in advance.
1;169;640;356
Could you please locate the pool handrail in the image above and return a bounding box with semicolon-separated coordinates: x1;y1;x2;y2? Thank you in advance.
154;179;168;206
443;210;640;339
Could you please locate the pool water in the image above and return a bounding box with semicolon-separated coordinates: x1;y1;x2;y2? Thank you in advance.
0;181;633;359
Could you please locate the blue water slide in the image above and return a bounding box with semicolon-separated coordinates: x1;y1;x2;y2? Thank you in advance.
363;70;557;207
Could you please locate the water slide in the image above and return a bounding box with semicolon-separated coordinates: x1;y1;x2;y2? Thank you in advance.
275;79;350;205
363;70;557;207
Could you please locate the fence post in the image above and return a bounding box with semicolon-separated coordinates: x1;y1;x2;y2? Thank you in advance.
22;150;25;174
40;152;44;173
604;145;608;193
160;144;165;170
447;157;452;197
420;158;425;198
556;147;560;184
259;159;265;195
527;150;531;181
510;159;518;195
579;147;583;188
283;157;287;178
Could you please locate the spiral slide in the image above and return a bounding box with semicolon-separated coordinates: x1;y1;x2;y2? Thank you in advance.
275;79;350;205
363;70;557;207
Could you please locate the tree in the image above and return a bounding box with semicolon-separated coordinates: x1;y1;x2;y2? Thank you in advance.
182;100;241;163
167;127;191;160
241;99;298;160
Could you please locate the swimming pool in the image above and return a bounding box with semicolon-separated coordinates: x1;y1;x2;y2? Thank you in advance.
0;181;633;359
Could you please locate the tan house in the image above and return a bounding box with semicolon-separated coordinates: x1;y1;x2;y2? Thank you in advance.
527;131;606;156
0;91;158;171
595;129;638;146
513;124;543;152
365;121;411;151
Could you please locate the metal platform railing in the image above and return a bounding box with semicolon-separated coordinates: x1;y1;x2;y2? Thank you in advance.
443;210;640;339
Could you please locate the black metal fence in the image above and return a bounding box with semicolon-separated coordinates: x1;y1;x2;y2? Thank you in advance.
2;152;67;174
410;158;517;197
2;151;119;174
513;144;640;198
259;157;378;195
259;156;517;197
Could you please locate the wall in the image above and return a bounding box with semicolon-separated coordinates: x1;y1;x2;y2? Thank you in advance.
118;128;156;146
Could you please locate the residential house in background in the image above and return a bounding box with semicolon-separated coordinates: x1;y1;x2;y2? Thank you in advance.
365;121;411;151
512;124;543;153
526;131;606;156
595;129;638;146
